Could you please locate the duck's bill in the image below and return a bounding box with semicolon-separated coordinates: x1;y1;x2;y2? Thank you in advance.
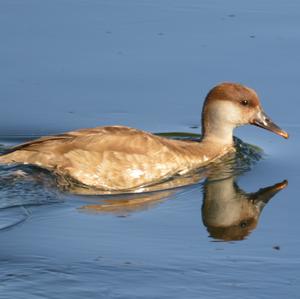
252;179;288;204
251;111;289;139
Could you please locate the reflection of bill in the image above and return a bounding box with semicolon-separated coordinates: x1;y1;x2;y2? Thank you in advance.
202;178;287;241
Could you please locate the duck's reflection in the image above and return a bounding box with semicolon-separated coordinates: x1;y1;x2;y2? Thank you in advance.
80;174;287;241
202;177;287;241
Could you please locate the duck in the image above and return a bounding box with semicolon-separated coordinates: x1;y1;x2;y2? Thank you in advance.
0;82;288;192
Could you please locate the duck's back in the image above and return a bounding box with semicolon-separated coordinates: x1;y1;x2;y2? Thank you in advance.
0;126;202;191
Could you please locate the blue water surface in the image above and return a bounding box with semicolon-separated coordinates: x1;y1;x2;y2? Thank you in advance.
0;1;299;298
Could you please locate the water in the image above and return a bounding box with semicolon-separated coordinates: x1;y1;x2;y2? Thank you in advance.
0;0;299;298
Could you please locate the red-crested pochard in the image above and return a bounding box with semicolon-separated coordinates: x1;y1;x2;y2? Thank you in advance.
0;83;288;191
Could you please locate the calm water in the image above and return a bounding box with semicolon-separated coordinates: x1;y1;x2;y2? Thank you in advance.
0;0;299;298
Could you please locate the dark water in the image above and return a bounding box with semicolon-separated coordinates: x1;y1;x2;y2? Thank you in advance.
0;0;299;298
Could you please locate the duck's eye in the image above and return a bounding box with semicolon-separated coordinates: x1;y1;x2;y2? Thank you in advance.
240;221;248;228
240;99;249;106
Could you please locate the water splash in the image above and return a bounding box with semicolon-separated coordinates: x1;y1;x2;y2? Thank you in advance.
0;161;62;230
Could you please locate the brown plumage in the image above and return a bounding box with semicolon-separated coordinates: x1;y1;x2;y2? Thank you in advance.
0;83;288;192
0;126;224;191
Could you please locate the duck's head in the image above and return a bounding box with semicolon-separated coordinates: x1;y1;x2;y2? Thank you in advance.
201;82;288;144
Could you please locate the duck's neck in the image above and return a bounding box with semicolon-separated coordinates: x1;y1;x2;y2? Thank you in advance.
201;121;235;147
200;99;240;147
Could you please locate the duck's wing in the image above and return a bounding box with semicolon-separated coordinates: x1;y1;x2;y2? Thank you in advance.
4;126;128;153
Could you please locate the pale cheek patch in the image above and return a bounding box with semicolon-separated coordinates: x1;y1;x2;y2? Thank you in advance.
214;101;242;124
